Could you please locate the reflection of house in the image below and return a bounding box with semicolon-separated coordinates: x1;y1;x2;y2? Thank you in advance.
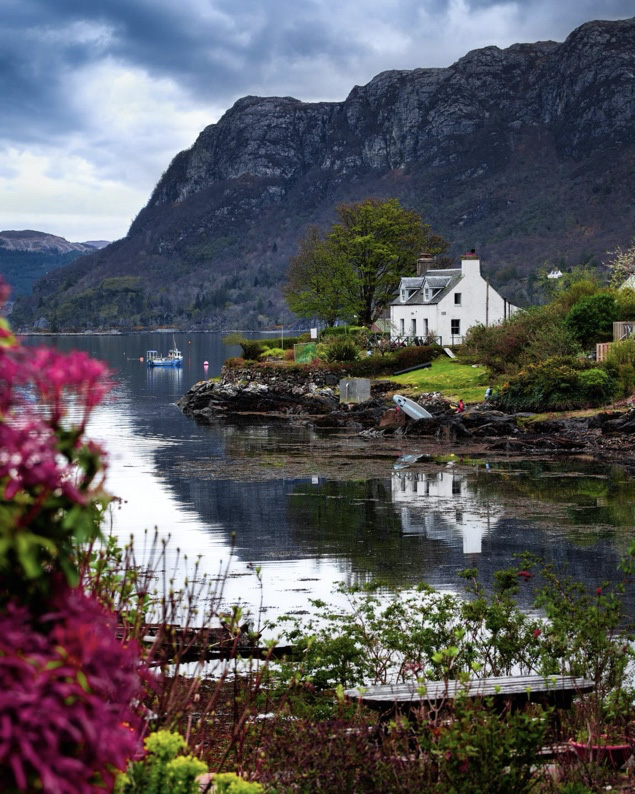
392;470;502;554
389;252;517;345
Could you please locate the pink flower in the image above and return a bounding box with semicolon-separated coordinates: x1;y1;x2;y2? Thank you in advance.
533;628;542;638
516;570;533;581
596;587;602;596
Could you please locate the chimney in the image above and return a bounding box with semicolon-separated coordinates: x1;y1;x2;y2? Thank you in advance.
416;252;435;276
461;248;480;276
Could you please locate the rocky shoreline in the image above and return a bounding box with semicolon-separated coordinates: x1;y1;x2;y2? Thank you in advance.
177;366;635;465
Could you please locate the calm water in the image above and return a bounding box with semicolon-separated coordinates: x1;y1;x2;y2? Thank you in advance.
22;333;635;623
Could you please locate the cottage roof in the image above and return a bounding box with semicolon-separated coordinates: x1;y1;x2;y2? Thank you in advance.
392;268;462;306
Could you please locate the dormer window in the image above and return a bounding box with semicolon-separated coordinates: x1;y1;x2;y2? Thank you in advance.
424;288;430;301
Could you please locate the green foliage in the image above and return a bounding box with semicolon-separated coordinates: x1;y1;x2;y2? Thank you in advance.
285;199;448;326
100;276;142;292
284;225;353;326
605;339;635;397
213;772;264;793
258;347;285;360
417;697;547;794
460;306;580;375
606;338;635;367
565;292;618;346
392;344;443;370
323;338;360;363
496;357;616;412
614;286;635;320
221;334;264;361
258;548;635;791
117;730;208;794
320;325;367;339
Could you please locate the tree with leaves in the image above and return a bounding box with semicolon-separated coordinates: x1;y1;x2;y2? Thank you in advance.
285;199;448;326
284;226;353;327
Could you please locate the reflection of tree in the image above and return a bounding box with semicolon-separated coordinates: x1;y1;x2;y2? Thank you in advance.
286;479;449;585
470;461;635;532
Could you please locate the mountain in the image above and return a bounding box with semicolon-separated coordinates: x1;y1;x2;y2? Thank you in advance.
13;17;635;331
0;231;101;299
81;240;111;250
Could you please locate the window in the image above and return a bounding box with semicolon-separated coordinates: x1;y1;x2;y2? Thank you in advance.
401;290;406;302
410;318;416;337
424;288;430;301
451;319;461;337
454;293;462;305
423;318;429;336
400;318;405;336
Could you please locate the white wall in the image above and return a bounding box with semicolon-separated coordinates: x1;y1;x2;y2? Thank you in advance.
390;257;516;343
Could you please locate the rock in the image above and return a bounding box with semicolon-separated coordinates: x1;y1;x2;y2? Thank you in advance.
378;408;407;430
588;411;624;429
601;410;635;434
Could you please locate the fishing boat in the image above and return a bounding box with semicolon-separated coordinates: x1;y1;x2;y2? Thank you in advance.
146;338;183;367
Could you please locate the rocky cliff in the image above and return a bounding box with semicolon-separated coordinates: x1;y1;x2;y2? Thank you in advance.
15;17;635;331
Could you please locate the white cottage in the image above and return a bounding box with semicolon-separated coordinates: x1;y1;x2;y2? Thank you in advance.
390;251;517;344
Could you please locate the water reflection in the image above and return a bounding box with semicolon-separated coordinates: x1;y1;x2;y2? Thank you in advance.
393;470;503;555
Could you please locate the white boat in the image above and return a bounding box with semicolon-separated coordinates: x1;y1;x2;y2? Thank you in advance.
146;338;183;367
393;394;433;421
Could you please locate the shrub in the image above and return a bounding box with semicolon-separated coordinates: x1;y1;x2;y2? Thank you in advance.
258;347;285;360
393;344;442;371
495;357;617;412
223;356;246;368
221;334;264;361
0;591;144;793
606;338;635;367
615;286;635;321
117;730;208;794
324;337;360;362
565;292;618;346
461;307;580;375
240;339;264;360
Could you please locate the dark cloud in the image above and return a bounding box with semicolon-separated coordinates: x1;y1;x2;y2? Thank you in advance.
1;0;372;144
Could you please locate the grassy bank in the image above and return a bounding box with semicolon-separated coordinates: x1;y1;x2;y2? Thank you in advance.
389;355;490;403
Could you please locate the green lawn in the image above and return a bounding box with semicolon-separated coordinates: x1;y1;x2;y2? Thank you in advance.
388;355;491;403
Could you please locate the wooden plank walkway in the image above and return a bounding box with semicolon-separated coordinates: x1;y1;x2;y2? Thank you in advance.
345;674;595;713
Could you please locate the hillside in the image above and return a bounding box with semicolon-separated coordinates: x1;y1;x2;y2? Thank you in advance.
13;17;635;331
0;231;101;299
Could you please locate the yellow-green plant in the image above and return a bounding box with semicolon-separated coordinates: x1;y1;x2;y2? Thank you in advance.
213;772;265;793
117;730;208;794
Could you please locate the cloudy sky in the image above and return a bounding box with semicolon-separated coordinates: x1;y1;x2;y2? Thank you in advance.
1;0;632;242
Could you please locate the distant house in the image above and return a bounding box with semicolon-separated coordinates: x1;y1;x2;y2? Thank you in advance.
389;251;517;344
547;268;563;279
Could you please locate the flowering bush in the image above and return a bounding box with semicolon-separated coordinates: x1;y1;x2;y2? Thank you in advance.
0;298;112;603
0;280;149;791
0;589;144;793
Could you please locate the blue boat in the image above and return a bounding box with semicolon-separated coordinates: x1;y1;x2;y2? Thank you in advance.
146;338;183;367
